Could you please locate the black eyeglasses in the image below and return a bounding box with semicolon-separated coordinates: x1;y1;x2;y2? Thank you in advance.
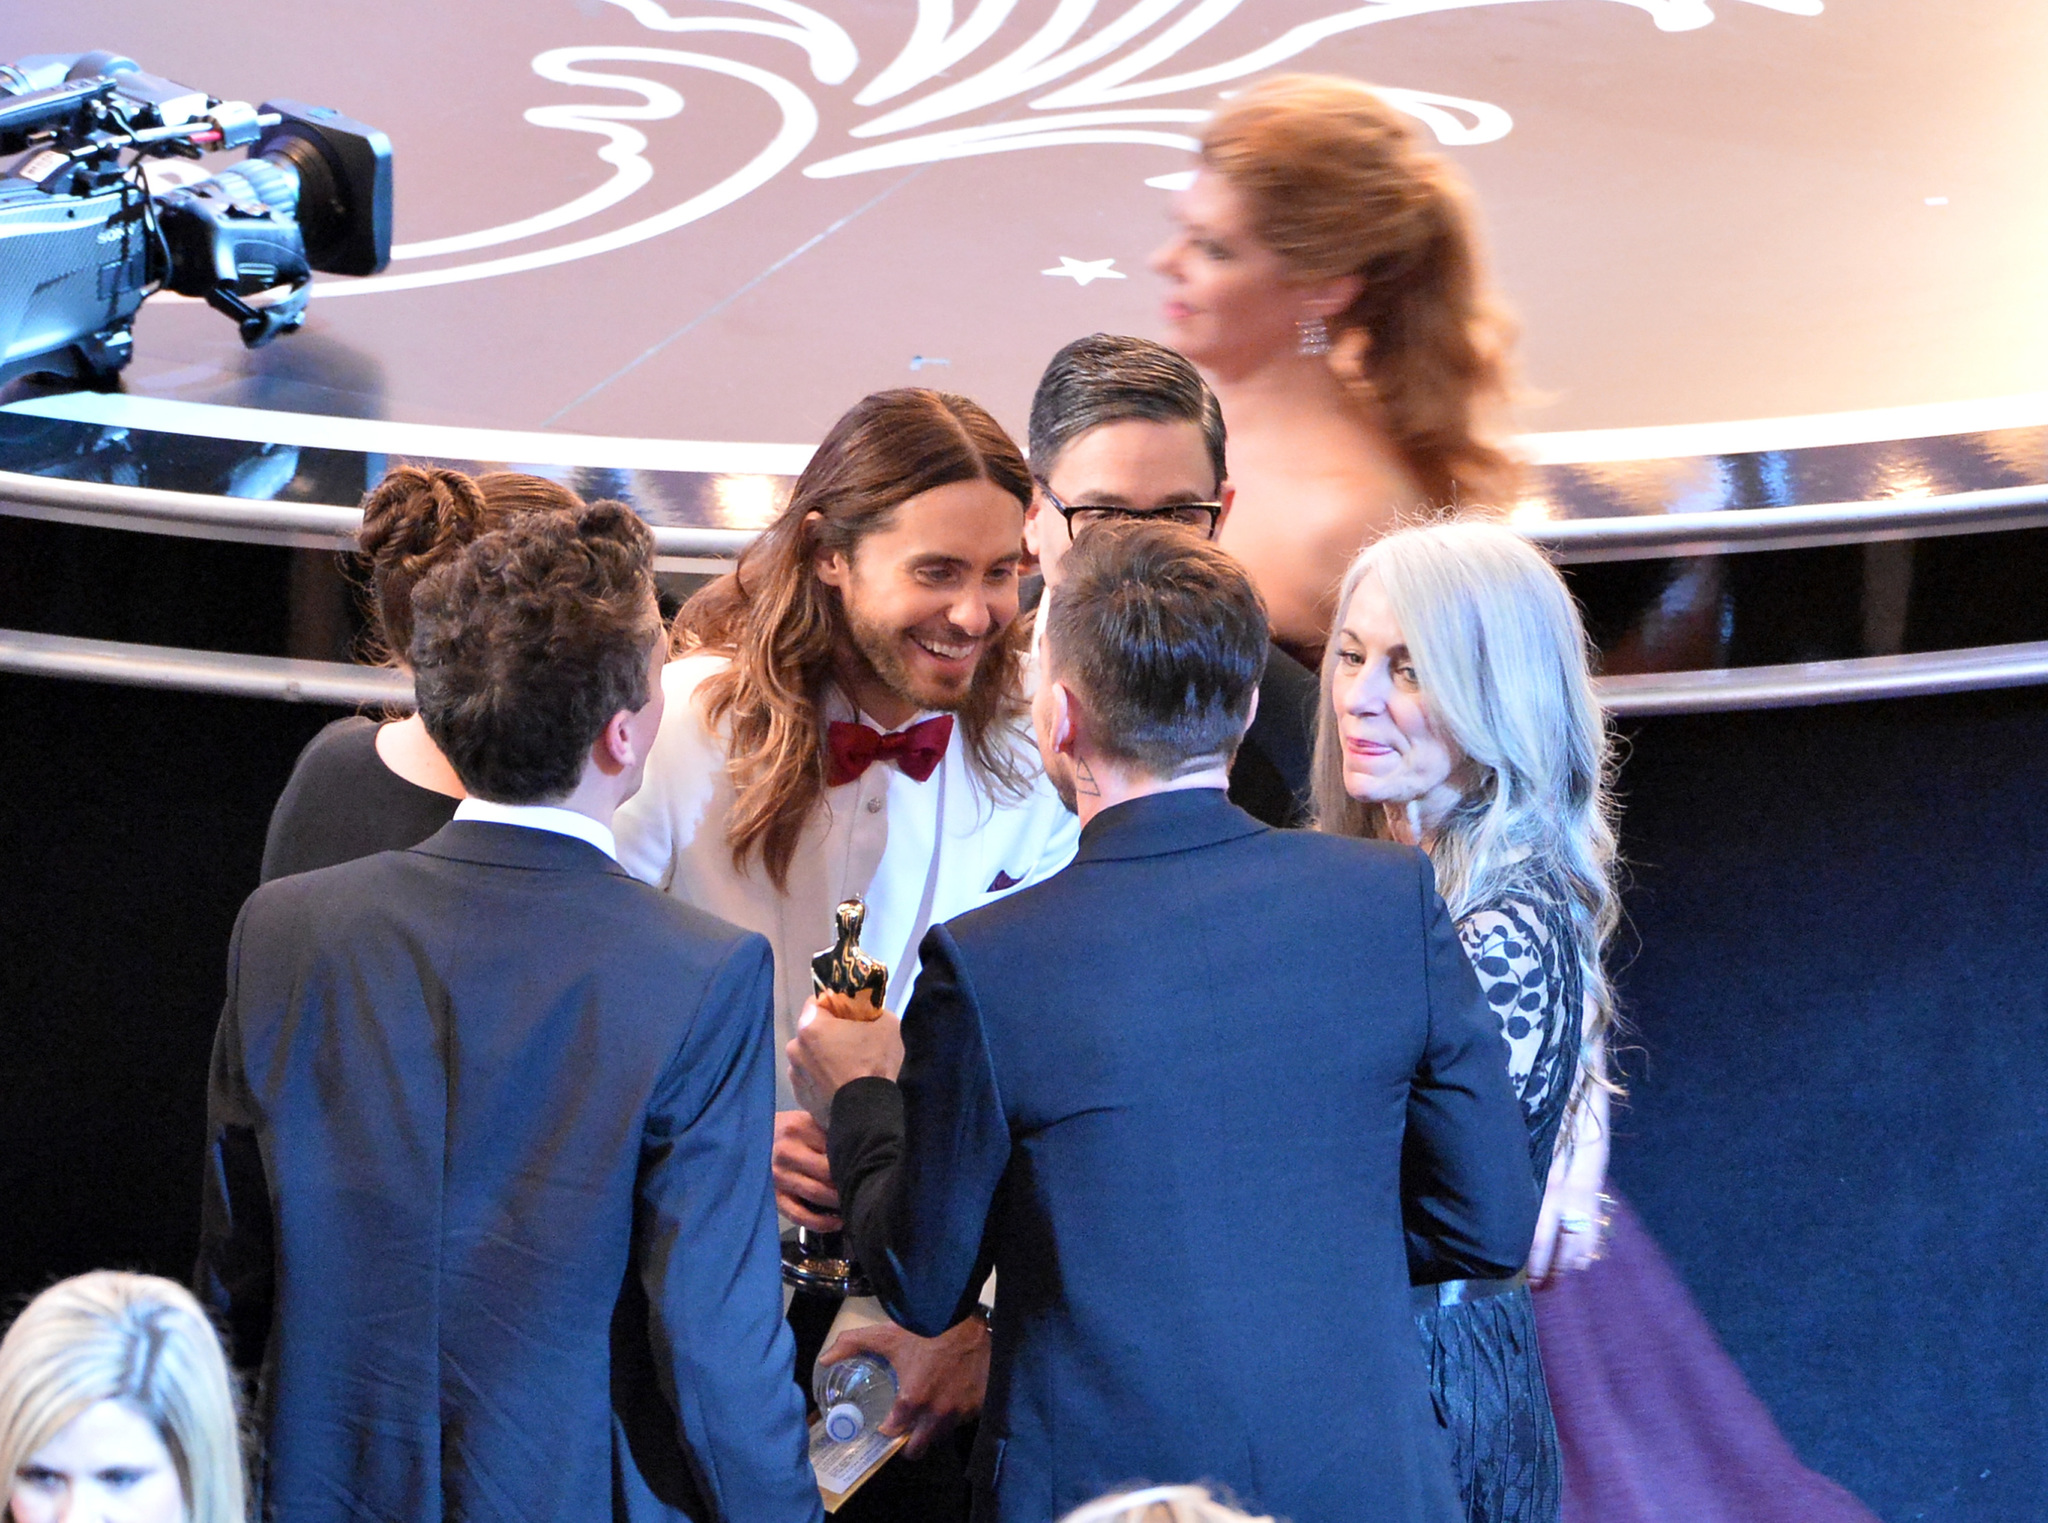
1037;481;1223;538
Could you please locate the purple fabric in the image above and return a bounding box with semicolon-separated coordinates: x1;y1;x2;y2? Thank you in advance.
1534;1193;1880;1523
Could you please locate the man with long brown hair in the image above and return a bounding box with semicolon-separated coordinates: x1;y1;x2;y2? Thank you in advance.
615;389;1077;1519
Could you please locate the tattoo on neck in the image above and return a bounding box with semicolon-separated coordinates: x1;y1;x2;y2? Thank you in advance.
1073;760;1102;798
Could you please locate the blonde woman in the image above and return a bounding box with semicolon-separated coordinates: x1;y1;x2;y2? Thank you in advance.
1060;1485;1272;1523
0;1272;245;1523
1316;520;1620;1523
1152;74;1518;663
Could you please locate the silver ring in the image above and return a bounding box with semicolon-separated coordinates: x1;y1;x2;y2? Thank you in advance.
1559;1213;1596;1235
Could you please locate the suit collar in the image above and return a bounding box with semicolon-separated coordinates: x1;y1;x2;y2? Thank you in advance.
410;819;635;879
1073;787;1267;865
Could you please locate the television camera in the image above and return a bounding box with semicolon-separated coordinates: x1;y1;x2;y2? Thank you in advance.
0;51;392;389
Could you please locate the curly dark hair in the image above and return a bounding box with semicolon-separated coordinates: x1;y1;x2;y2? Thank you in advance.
411;502;661;803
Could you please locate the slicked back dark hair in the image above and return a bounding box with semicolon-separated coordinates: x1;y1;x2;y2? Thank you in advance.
412;502;661;803
1044;519;1267;776
1027;333;1227;487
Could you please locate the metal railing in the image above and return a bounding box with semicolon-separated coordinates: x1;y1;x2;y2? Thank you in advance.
1520;482;2048;563
8;467;2048;565
0;470;754;562
7;626;2046;718
1594;640;2048;715
0;628;411;707
8;463;2048;712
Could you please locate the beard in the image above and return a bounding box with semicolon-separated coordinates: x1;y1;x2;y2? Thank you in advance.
841;601;1011;717
1046;756;1079;815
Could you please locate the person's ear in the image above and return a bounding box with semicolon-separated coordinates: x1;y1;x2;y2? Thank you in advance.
591;708;634;777
1022;487;1047;563
1242;684;1260;734
809;513;851;591
1212;479;1236;539
1047;681;1080;757
1302;272;1363;323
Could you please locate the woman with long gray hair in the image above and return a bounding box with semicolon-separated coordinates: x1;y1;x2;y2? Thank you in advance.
1314;518;1620;1523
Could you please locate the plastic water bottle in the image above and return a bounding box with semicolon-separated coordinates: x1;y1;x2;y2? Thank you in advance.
812;1352;897;1444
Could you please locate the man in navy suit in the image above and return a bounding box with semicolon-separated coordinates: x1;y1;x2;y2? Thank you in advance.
199;505;820;1522
789;521;1537;1523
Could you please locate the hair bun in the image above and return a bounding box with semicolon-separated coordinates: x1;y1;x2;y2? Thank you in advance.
357;464;489;572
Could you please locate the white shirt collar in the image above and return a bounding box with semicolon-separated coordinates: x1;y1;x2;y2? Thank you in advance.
453;798;619;862
822;682;948;738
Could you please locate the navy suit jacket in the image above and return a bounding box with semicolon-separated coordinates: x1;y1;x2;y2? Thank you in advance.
826;789;1537;1523
198;821;821;1523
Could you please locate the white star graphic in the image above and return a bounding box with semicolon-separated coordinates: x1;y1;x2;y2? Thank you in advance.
1042;256;1127;287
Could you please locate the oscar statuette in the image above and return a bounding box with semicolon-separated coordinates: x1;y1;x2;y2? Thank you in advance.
782;896;888;1297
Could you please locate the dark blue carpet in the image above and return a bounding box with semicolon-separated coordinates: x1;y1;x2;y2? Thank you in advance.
1609;687;2048;1522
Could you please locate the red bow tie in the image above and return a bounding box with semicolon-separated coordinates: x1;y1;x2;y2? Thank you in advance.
826;715;954;787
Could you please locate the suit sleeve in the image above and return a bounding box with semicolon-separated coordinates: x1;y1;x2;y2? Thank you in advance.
1401;855;1542;1280
826;1077;904;1281
1231;643;1319;827
194;898;277;1374
832;924;1010;1337
636;933;821;1523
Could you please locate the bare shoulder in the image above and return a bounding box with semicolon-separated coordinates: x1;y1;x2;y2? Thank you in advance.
1220;467;1416;646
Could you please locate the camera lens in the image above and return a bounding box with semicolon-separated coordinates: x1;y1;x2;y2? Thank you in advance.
257;133;347;267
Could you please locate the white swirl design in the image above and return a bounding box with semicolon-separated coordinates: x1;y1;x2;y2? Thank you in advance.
319;0;1822;295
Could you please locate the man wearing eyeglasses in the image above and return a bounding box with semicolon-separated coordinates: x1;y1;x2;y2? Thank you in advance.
1022;332;1319;826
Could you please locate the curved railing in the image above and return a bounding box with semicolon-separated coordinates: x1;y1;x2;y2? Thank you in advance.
0;470;756;560
1520;482;2048;562
8;468;2048;564
0;629;411;708
7;469;2048;714
5;625;2045;718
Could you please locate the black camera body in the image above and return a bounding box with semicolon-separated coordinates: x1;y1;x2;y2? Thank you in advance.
0;52;392;389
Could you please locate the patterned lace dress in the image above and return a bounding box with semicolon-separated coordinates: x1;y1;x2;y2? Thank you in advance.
1415;888;1585;1523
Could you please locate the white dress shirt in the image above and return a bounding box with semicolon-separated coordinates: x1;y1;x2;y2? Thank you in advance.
452;797;619;861
614;652;1080;1108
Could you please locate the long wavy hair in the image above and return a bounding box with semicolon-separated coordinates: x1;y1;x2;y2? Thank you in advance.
1311;521;1620;1114
674;389;1034;890
1200;75;1518;509
0;1272;246;1523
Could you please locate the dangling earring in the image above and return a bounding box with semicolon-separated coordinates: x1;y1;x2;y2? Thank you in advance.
1296;314;1331;356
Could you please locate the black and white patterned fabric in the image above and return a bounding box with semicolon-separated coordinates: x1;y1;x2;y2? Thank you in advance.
1413;884;1588;1523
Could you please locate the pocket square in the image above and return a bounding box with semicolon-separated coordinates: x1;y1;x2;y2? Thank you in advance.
988;869;1023;892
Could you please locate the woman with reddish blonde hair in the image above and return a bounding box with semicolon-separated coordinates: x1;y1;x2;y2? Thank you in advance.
1153;74;1517;663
